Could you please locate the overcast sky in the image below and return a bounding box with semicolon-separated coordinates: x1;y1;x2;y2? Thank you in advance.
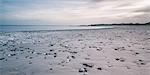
0;0;150;25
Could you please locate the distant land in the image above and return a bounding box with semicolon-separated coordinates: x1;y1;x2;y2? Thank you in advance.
85;22;150;26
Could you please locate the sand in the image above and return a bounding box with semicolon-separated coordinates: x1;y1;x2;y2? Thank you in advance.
0;26;150;75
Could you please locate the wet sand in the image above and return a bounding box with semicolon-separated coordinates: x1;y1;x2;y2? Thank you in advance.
0;26;150;75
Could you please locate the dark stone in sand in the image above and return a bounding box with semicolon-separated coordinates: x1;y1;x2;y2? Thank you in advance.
82;63;94;68
20;49;24;51
97;67;102;70
115;58;125;62
85;58;90;60
50;44;54;46
115;58;120;61
140;62;146;65
97;48;102;51
79;68;87;73
120;59;125;62
29;57;33;59
71;56;75;59
8;53;16;56
54;55;57;58
36;53;42;55
0;58;5;60
135;52;139;55
49;68;53;70
2;44;7;46
10;48;17;51
50;49;54;51
114;48;118;50
29;61;32;64
138;60;143;62
70;51;78;54
45;53;51;55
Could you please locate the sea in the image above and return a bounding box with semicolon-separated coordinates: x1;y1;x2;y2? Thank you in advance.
0;25;113;32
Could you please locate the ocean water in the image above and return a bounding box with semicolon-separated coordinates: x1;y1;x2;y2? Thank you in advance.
0;25;113;32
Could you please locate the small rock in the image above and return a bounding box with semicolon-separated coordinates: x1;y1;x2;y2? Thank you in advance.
135;52;139;55
79;68;87;73
8;54;16;57
97;67;102;70
50;49;54;51
0;58;5;60
82;63;94;68
49;68;53;70
54;55;57;58
71;56;75;59
115;58;120;61
29;61;32;64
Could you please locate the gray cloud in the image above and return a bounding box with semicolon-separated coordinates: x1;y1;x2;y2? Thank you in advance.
1;0;150;25
134;6;150;13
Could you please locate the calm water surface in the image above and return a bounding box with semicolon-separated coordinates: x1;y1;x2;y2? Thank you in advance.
0;25;113;32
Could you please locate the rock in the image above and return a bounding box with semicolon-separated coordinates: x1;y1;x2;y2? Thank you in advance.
54;55;57;58
115;58;125;62
66;59;71;63
97;67;102;70
71;56;75;59
8;54;16;57
29;57;33;59
82;63;94;68
79;68;87;73
97;47;102;51
29;61;32;64
49;68;53;70
135;52;139;55
0;58;5;60
115;58;120;61
50;49;54;51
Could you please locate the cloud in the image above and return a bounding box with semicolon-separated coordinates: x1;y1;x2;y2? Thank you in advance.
1;0;150;25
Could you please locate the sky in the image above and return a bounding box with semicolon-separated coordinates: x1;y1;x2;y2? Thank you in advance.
0;0;150;25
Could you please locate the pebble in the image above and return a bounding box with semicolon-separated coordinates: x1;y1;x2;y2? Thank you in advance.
0;58;5;60
49;68;53;70
82;63;94;68
97;67;102;70
79;68;87;73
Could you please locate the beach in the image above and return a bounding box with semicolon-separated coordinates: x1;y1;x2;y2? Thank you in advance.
0;26;150;75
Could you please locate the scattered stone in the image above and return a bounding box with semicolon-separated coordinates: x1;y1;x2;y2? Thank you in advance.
29;57;33;59
115;58;125;62
115;58;120;61
0;58;5;60
50;49;54;51
79;68;87;73
70;51;77;54
29;61;32;64
135;52;139;55
138;59;143;62
140;62;146;65
85;58;90;60
49;68;53;70
82;63;94;68
97;67;102;70
36;52;42;55
44;53;51;55
114;47;126;51
71;56;75;59
133;59;146;66
8;54;16;57
54;55;57;58
97;47;102;51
